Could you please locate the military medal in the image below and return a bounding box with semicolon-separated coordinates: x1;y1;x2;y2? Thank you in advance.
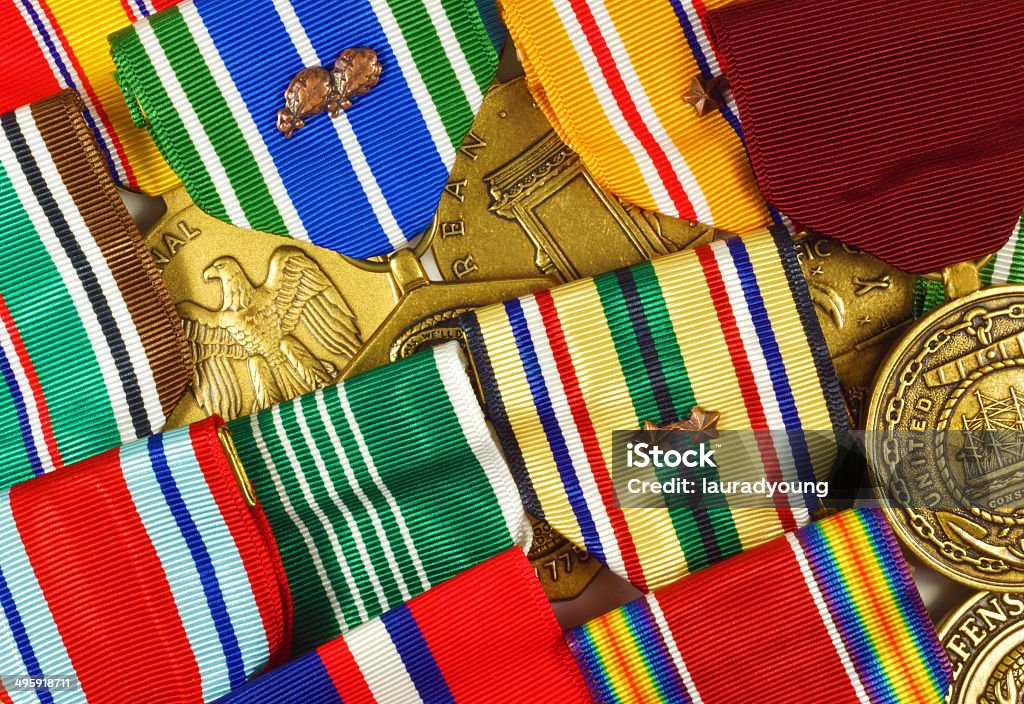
528;513;602;601
940;591;1024;704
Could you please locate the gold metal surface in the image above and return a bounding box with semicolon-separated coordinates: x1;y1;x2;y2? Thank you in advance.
428;78;718;285
148;188;550;427
794;233;917;427
277;47;381;138
865;286;1024;590
218;424;256;508
939;591;1024;704
528;514;602;602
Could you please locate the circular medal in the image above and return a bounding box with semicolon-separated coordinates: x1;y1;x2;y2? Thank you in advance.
939;591;1024;704
866;286;1024;591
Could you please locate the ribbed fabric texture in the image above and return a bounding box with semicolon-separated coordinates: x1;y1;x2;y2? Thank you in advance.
211;548;592;704
0;0;182;193
705;0;1024;274
462;229;848;593
0;91;191;490
568;509;951;704
228;342;529;655
499;0;783;232
110;0;499;258
0;418;291;704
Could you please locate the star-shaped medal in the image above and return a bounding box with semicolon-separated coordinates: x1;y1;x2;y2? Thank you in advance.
683;75;728;118
641;406;721;443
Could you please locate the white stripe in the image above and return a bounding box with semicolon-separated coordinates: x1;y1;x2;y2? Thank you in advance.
0;313;54;471
432;343;529;547
16;0;130;184
345;618;423;703
786;533;872;704
0;490;80;704
248;413;347;630
586;0;712;222
550;2;678;217
159;429;271;680
420;0;486;111
134;21;251;227
178;4;311;242
17;112;166;439
120;438;231;701
370;2;456;164
647;595;705;704
679;1;721;74
711;241;810;525
336;384;430;596
290;400;374;624
315;390;408;609
989;213;1023;285
518;296;627;576
0;111;132;446
271;0;407;250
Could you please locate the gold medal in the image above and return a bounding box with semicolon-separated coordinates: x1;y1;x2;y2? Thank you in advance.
527;514;602;602
428;77;718;285
794;233;917;427
866;274;1024;591
148;188;551;427
939;591;1024;704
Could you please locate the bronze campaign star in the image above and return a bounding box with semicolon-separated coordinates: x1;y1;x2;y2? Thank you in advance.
683;75;727;117
641;406;721;444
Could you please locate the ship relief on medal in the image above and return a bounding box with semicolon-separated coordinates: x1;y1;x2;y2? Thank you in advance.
867;287;1024;590
178;247;362;419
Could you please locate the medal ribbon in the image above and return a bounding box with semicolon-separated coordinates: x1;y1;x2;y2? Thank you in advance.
110;0;500;259
0;92;191;491
0;0;181;194
703;0;1024;274
567;509;951;704
498;0;781;232
0;417;291;704
461;230;848;592
227;342;529;656
210;548;591;704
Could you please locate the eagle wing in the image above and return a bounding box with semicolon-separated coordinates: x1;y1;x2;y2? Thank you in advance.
177;302;249;421
259;247;362;358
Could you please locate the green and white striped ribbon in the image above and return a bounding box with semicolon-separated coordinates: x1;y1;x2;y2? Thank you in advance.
228;341;529;655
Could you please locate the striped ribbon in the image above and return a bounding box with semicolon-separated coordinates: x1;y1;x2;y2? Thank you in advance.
0;417;290;704
228;342;529;655
461;230;848;592
567;509;951;704
110;0;500;258
0;0;181;194
499;0;787;233
211;547;591;704
0;91;191;491
914;209;1024;315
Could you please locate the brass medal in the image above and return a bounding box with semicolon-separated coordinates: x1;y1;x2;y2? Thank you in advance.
939;591;1024;704
147;188;551;427
528;514;602;602
866;285;1024;591
428;77;717;285
794;233;917;427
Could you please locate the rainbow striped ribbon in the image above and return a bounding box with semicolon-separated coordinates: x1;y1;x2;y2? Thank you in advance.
0;92;191;491
567;509;951;704
0;0;181;194
228;342;529;655
499;0;785;232
110;0;500;258
0;418;289;704
211;548;591;704
462;230;848;592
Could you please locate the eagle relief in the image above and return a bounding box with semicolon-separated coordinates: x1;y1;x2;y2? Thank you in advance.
178;246;362;421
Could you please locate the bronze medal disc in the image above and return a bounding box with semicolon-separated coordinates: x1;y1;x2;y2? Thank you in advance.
939;591;1024;704
866;286;1024;591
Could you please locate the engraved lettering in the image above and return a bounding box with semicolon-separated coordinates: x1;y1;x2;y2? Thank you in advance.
440;220;466;239
978;598;1009;630
443;179;467;202
459;131;487;160
960;616;986;646
451;255;479;280
1004;593;1024;617
915;398;933;413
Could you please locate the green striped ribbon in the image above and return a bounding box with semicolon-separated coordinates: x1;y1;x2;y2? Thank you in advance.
228;342;528;655
913;210;1024;315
